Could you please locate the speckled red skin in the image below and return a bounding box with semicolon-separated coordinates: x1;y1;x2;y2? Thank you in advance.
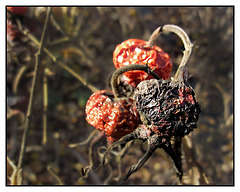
149;85;196;137
178;86;195;105
113;39;173;87
85;90;140;144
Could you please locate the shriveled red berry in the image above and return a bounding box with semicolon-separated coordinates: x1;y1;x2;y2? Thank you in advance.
85;90;140;144
113;39;173;87
7;7;28;16
133;78;201;138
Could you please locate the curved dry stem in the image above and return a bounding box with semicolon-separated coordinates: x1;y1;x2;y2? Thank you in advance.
111;64;160;98
103;161;114;184
94;132;136;172
162;25;193;80
146;24;193;81
80;165;92;179
88;132;105;168
68;129;98;148
47;165;64;185
13;65;27;94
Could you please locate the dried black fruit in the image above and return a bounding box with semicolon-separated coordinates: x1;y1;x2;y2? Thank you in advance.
98;67;201;182
133;78;201;137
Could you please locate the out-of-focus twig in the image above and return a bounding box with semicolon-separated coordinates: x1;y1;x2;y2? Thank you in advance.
182;135;211;185
17;19;98;93
14;7;52;185
68;131;105;184
61;46;94;67
50;14;68;37
103;163;114;185
214;83;232;121
57;61;98;93
88;132;105;168
47;165;64;185
68;129;98;148
7;156;18;185
42;67;48;144
48;36;70;45
13;65;27;94
66;147;102;184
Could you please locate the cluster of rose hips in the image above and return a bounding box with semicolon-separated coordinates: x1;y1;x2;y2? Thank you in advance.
86;38;173;144
85;25;201;181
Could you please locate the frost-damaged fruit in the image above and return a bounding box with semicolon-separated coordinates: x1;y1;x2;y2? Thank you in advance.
100;67;201;181
113;39;173;87
133;71;200;139
85;90;140;144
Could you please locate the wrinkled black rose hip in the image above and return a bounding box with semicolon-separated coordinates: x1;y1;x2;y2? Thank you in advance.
133;78;201;138
99;67;201;181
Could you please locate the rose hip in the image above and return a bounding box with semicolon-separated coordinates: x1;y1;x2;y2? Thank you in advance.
85;90;140;144
113;39;173;87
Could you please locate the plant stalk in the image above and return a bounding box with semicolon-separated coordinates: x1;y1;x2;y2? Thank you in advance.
16;7;52;184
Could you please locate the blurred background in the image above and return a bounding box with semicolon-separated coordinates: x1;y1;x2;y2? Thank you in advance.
7;7;233;185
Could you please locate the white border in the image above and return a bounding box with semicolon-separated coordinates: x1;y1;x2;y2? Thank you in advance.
1;0;239;6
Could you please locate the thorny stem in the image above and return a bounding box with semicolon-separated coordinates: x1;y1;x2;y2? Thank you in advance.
146;24;193;81
111;64;160;98
16;7;52;184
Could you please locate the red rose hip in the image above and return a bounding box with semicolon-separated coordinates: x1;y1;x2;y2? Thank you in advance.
113;39;173;87
85;90;140;144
